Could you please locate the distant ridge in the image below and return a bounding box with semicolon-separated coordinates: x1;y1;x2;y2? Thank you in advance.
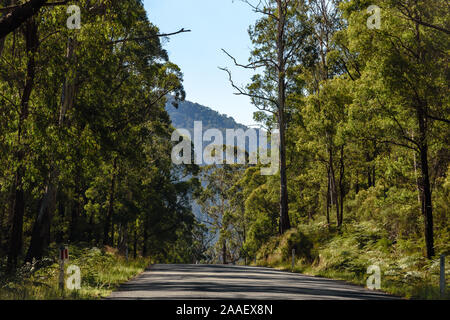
165;98;255;221
165;98;265;221
165;98;250;135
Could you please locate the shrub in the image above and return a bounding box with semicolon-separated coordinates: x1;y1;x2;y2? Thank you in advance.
280;229;313;262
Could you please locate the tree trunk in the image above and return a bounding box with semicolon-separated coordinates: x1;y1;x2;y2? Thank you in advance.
87;209;94;244
0;0;47;39
7;169;25;271
419;146;434;258
118;222;128;254
111;222;115;246
69;185;80;242
0;196;5;251
278;111;290;233
133;225;137;259
142;219;148;257
0;1;15;57
328;147;340;227
222;240;227;265
104;157;117;245
277;0;290;234
26;172;57;261
412;132;421;204
7;17;38;271
338;146;345;227
326;166;330;225
417;108;434;259
355;170;360;194
372;165;376;187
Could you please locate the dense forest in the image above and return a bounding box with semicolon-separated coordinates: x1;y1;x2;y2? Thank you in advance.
0;0;205;277
0;0;448;300
196;0;449;298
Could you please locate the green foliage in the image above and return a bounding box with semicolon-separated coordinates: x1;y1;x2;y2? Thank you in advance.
225;0;448;299
0;245;150;300
0;0;201;275
255;219;450;299
0;0;448;301
280;229;313;262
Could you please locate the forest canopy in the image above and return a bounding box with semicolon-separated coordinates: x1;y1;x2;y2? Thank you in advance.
0;0;203;273
0;0;448;300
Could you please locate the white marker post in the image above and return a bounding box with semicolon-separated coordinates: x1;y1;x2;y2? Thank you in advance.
59;245;69;291
291;249;295;272
441;255;446;297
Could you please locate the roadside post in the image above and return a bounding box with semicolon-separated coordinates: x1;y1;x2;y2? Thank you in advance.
59;245;69;291
291;249;295;272
441;255;446;297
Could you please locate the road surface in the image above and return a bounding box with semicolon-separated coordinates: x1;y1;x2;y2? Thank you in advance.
107;264;397;300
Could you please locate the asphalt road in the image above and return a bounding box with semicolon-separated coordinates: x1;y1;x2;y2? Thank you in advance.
107;264;397;300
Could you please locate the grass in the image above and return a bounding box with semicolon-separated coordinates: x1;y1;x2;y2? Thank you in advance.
0;245;151;300
252;220;450;300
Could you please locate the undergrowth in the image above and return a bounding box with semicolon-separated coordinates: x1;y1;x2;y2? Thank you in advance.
254;220;450;300
0;245;150;300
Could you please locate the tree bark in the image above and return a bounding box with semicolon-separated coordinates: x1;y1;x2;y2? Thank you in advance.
326;166;330;225
7;169;25;271
69;182;80;242
328;146;340;227
417;107;435;259
0;0;15;58
133;225;137;259
372;166;376;187
142;217;148;257
0;0;47;39
412;18;434;259
104;157;117;245
6;17;38;271
25;171;57;261
222;239;227;264
277;0;290;234
0;196;5;251
355;170;360;194
338;145;345;227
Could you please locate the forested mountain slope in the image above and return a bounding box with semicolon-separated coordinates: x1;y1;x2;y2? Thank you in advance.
165;98;250;135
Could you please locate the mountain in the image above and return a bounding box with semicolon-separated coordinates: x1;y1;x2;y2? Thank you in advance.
165;98;250;136
165;98;257;223
165;97;267;161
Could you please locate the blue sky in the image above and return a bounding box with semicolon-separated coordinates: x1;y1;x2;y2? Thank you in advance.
144;0;260;126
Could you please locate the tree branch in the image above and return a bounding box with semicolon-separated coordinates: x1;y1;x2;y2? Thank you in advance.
396;2;450;35
0;0;70;39
221;48;278;69
0;0;68;12
106;28;191;45
426;113;450;124
219;66;277;112
240;0;278;20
